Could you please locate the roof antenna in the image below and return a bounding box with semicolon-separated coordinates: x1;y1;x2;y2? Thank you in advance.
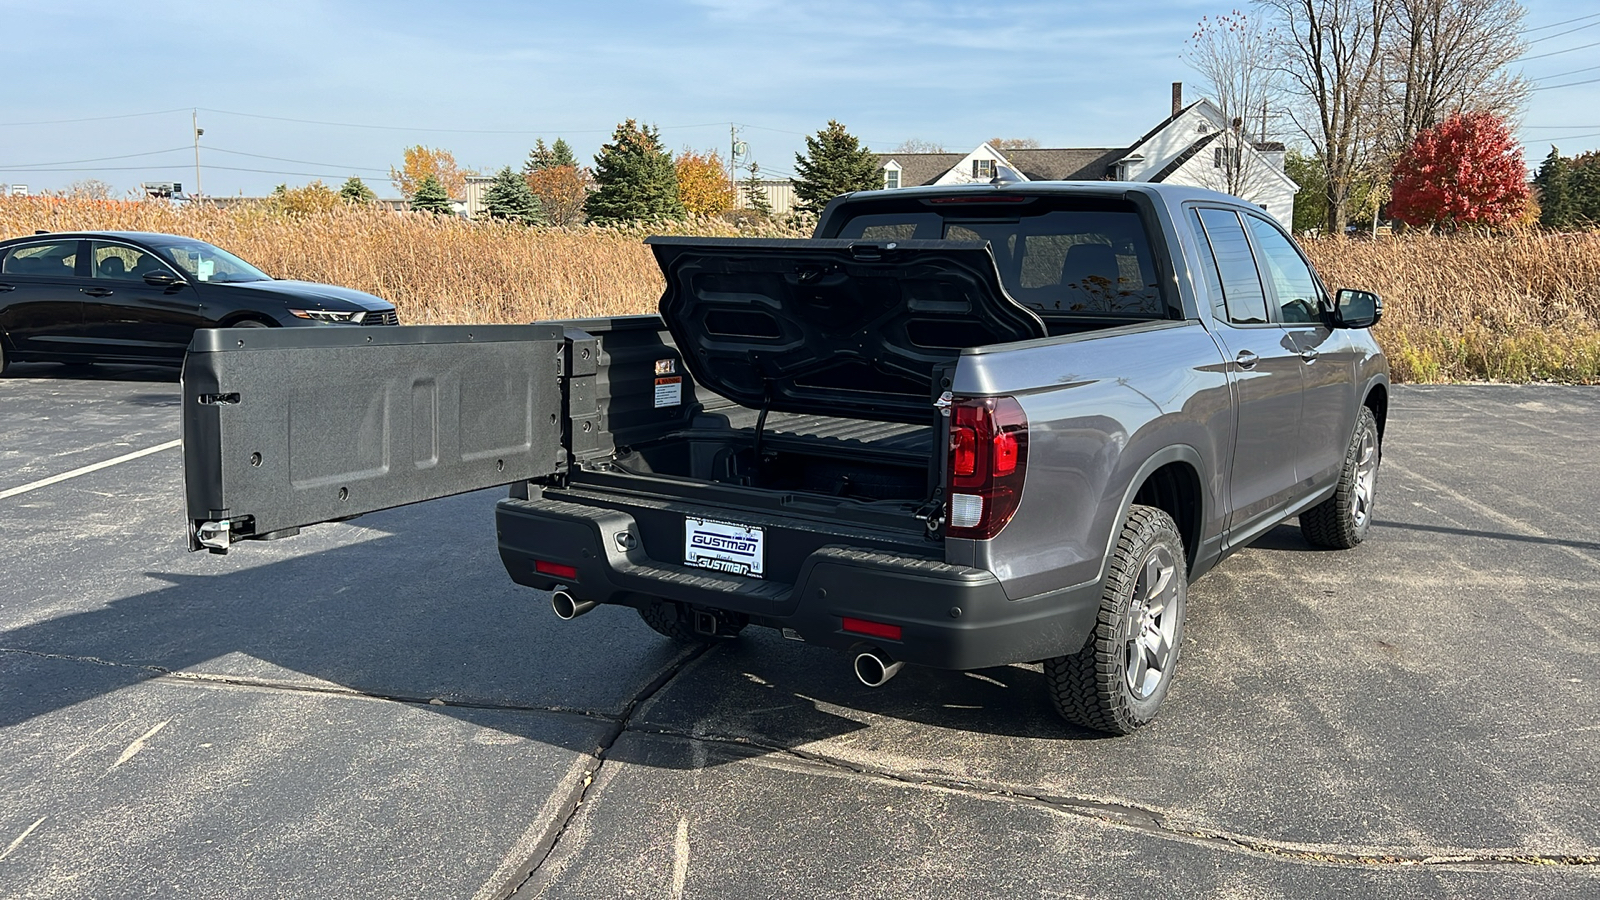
990;163;1025;186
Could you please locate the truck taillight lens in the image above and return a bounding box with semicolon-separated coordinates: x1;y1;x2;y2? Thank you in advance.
945;396;1028;540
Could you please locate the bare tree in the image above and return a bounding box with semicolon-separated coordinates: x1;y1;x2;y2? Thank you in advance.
1183;10;1285;201
988;137;1042;150
1381;0;1528;152
1258;0;1393;234
892;138;947;153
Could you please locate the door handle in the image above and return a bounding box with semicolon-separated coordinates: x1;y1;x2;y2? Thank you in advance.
1299;347;1320;362
81;287;114;297
1234;350;1258;370
0;283;14;292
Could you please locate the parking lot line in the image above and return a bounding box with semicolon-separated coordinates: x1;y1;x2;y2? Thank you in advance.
0;438;182;501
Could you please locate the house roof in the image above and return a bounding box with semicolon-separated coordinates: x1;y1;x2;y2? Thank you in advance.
998;147;1125;180
874;147;1126;185
1147;131;1221;183
874;153;966;186
1126;100;1207;155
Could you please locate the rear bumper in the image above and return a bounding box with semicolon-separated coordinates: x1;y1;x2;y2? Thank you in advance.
496;496;1101;670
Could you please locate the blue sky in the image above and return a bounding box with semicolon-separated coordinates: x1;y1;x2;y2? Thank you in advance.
1;0;1596;198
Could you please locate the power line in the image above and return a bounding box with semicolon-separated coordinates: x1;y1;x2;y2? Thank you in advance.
1531;76;1600;91
1526;18;1600;44
0;145;192;169
1520;11;1600;35
205;145;390;174
196;107;733;135
0;108;190;128
1520;38;1600;62
1531;63;1600;81
1522;131;1600;142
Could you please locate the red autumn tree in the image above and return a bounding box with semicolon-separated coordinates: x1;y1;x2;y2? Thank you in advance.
1388;112;1528;231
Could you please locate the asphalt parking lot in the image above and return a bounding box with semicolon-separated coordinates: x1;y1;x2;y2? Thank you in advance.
1;363;1597;899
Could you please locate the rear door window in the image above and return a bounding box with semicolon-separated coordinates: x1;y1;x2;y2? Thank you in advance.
1194;209;1269;325
1;240;83;278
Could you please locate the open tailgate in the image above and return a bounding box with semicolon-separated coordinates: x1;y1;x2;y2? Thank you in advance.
182;324;565;552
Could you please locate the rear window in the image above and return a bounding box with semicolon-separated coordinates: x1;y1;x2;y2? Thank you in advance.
831;201;1165;317
1;240;80;277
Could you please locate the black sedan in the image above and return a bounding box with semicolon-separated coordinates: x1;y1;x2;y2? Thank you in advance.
0;231;399;373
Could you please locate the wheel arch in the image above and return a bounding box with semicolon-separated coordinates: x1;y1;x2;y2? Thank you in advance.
1362;381;1388;441
216;312;278;328
1110;445;1208;578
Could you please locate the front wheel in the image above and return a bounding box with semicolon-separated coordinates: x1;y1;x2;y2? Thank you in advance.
1300;407;1380;549
1045;505;1188;735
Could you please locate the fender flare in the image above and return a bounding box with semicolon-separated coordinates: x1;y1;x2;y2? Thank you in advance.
1094;443;1210;583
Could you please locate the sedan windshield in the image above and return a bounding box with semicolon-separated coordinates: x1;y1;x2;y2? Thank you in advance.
144;238;271;283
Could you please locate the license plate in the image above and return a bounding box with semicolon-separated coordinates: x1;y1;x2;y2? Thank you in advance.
684;517;764;578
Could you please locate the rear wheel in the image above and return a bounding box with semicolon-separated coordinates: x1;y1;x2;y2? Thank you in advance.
0;340;8;375
639;599;747;644
1300;407;1380;549
1045;505;1188;735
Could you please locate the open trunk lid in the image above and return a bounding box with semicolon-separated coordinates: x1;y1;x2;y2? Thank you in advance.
648;237;1046;424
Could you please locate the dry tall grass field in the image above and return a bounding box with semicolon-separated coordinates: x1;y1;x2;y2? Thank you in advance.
3;196;1597;383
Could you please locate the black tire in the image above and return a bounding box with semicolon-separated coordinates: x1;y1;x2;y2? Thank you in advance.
1045;505;1188;735
230;319;271;328
638;599;747;644
0;340;8;376
1300;407;1380;550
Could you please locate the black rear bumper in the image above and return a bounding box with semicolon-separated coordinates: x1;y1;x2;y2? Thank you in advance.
495;495;1101;670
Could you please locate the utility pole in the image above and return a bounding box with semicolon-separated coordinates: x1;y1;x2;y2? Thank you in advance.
192;110;204;199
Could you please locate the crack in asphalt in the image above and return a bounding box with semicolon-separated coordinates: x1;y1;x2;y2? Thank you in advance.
13;646;1599;878
494;641;719;900
632;725;1600;873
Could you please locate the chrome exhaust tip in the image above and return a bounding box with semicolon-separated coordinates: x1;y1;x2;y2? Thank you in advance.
853;651;904;688
551;588;597;620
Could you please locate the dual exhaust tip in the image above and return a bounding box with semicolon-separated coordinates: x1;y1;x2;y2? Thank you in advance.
553;588;904;688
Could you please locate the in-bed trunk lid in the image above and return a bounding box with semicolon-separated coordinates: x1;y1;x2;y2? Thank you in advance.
648;237;1046;425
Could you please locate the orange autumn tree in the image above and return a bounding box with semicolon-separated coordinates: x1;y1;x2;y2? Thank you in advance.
675;149;736;216
526;165;592;227
390;146;466;200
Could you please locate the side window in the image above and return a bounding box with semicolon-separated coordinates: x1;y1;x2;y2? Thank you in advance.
1244;215;1323;324
0;240;81;277
1186;209;1228;321
1195;208;1268;325
90;242;163;280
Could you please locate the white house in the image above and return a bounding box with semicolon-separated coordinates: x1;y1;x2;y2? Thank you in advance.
874;88;1298;226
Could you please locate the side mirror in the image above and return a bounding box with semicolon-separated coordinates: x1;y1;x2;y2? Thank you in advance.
143;271;183;288
1333;288;1382;329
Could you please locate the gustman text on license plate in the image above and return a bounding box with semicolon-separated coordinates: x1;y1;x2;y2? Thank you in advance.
684;517;765;578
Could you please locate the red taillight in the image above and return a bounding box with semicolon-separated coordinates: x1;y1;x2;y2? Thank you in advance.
535;560;578;580
945;396;1028;540
842;617;903;641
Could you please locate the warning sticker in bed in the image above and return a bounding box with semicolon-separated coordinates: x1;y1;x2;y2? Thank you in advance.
654;376;683;408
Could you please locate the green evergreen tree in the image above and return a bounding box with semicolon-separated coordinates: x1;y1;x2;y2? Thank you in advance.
339;176;377;205
742;162;772;217
483;165;545;225
410;173;455;215
793;120;882;214
1533;148;1571;228
550;138;577;169
584;120;684;224
1569;152;1600;226
524;137;580;175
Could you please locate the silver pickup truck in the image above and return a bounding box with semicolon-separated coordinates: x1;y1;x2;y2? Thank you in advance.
181;182;1388;735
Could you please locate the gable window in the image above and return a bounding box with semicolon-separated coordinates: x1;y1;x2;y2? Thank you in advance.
884;168;900;190
972;159;995;179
